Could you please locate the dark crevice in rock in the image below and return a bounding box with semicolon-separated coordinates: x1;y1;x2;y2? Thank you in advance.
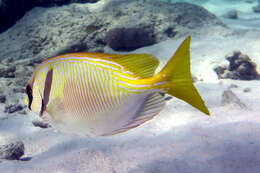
105;27;156;51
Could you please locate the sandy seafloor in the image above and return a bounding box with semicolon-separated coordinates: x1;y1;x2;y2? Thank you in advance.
0;0;260;173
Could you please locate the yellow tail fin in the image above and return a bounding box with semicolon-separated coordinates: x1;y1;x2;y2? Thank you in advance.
156;36;210;115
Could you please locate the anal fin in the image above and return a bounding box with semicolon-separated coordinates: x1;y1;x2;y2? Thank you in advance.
101;92;165;136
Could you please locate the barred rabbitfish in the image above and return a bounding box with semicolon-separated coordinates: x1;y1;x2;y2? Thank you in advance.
25;36;210;136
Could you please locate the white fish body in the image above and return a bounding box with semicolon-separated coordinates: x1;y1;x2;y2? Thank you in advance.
25;36;210;136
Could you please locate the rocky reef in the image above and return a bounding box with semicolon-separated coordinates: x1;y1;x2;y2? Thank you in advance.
0;0;99;33
0;141;24;160
0;0;227;62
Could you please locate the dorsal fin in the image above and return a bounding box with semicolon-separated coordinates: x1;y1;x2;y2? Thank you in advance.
58;53;160;78
107;54;160;78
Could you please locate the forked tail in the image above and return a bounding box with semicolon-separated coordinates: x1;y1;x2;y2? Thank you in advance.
154;36;210;115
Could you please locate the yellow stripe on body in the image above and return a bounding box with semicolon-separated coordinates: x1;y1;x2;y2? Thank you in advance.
63;63;74;113
83;63;96;115
103;68;114;109
91;65;104;112
88;64;100;113
75;63;86;120
41;56;158;117
52;63;63;99
108;70;117;107
95;67;110;111
79;62;92;116
74;62;86;120
73;62;83;120
65;63;79;118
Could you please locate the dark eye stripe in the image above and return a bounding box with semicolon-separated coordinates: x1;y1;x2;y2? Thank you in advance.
25;84;33;110
40;68;53;117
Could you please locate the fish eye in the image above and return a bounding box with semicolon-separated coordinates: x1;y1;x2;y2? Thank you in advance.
25;84;33;110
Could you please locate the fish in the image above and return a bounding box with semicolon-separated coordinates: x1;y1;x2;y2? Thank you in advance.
24;36;210;136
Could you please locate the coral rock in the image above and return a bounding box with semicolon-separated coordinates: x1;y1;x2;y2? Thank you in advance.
0;141;25;160
214;51;260;80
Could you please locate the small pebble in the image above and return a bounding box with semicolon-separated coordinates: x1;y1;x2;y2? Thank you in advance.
243;88;251;93
32;120;51;128
20;156;32;161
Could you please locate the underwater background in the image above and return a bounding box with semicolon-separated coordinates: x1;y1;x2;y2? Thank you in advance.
0;0;260;172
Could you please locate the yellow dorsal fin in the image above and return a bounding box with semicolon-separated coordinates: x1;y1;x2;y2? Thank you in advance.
63;53;160;78
110;54;160;78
